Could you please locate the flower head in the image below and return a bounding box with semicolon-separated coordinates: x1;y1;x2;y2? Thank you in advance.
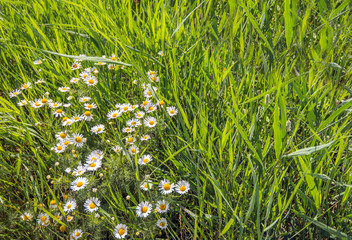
175;180;190;194
114;224;128;239
136;201;152;218
159;179;174;195
84;197;100;212
71;177;89;191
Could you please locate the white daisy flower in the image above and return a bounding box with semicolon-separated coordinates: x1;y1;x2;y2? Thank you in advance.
167;106;178;116
79;96;91;103
91;124;105;134
67;96;73;101
64;200;77;213
144;86;157;98
91;149;104;158
42;219;50;227
94;61;106;65
86;152;103;163
125;135;135;145
107;110;122;119
30;99;43;108
135;111;145;119
79;71;90;80
9;89;21;98
49;102;62;108
156;200;169;213
71;133;86;147
20;212;33;221
20;82;32;90
140;135;150;141
62;118;73;126
35;79;45;84
53;109;65;117
67;215;73;222
140;99;150;107
156;218;168;229
175;180;190;194
159;179;174;195
144;103;157;113
92;67;99;74
133;79;137;84
71;229;83;239
147;70;157;78
65;168;71;173
149;75;160;82
108;64;115;70
84;76;98;86
138;154;153;165
70;177;89;191
144;117;157;128
122;127;135;133
72;115;82;122
157;99;166;108
85;160;102;171
17;100;28;107
128;145;139;155
33;59;43;65
37;213;49;225
110;53;117;61
55;131;69;141
118;64;125;69
84;103;97;110
81;111;93;121
120;103;132;113
39;97;52;105
112;146;122;154
140;180;153;191
71;62;81;71
70;77;80;84
58;86;70;92
158;51;165;56
49;199;58;208
131;104;139;110
136;201;152;218
84;197;100;212
54;143;66;153
72;165;87;176
126;118;141;127
113;224;128;239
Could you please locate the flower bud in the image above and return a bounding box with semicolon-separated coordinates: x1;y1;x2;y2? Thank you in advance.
126;195;130;200
46;175;51;180
265;94;270;105
286;120;292;132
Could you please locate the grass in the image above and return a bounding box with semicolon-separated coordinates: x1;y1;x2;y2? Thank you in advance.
1;0;352;239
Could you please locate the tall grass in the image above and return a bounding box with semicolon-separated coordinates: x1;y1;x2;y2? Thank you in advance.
1;0;352;239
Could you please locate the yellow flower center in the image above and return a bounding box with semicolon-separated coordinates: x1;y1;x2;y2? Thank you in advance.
132;106;136;109
67;204;71;209
67;216;72;221
39;204;43;208
88;79;94;84
62;117;68;122
75;232;81;237
23;84;28;88
147;91;152;95
144;184;148;188
118;228;125;235
62;88;67;91
150;71;155;75
143;158;149;163
160;222;166;227
98;128;102;131
180;186;186;192
37;60;42;64
60;133;66;138
64;141;70;145
149;121;154;125
83;74;88;78
76;182;83;187
143;136;148;139
170;110;175;114
128;138;133;143
148;106;153;111
160;204;166;210
112;113;118;117
64;195;68;199
75;137;82;143
131;122;136;125
83;98;87;101
53;103;58;107
56;215;60;219
143;101;148;106
84;111;91;116
60;225;66;232
40;216;46;222
57;146;62;150
56;109;63;113
131;149;136;153
137;114;141;117
111;57;117;60
89;203;96;209
91;157;97;162
163;183;170;190
123;106;128;111
41;99;48;104
126;129;131;132
90;163;96;168
159;100;165;105
24;215;30;220
74;117;80;120
141;206;148;213
151;77;156;81
87;104;93;108
78;171;82;175
35;102;41;106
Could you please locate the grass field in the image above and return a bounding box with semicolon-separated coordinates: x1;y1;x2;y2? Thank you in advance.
1;0;352;239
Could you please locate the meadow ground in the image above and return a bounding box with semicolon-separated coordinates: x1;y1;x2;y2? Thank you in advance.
1;0;352;239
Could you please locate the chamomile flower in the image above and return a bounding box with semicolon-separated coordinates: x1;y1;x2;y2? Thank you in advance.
91;124;105;134
62;118;73;126
35;79;45;84
133;79;137;84
112;146;123;154
9;89;21;98
107;110;122;119
67;215;74;222
159;179;174;195
30;99;43;108
71;177;89;191
53;109;65;117
71;62;81;70
71;229;83;239
122;127;135;133
84;103;97;110
140;180;153;191
84;197;100;212
17;100;28;107
140;135;150;141
82;111;93;121
85;160;102;171
21;82;32;90
135;111;145;119
167;106;178;116
125;136;135;145
149;75;160;82
158;51;165;56
158;99;165;108
108;64;115;70
70;77;80;84
113;224;128;239
79;71;90;80
84;76;98;86
156;218;168;229
144;103;157;113
128;145;139;155
20;212;33;221
63;200;77;213
136;201;152;218
49;200;58;208
54;213;62;221
37;213;50;226
144;116;157;128
58;86;70;92
91;149;104;158
72;165;87;176
92;67;99;74
94;61;106;65
39;97;51;105
175;180;190;194
156;200;169;213
120;103;132;113
118;64;125;69
80;96;91;103
72;115;82;122
141;99;150;107
33;59;43;65
138;154;153;165
71;133;86;147
65;168;71;173
86;152;103;163
55;131;69;141
67;96;73;100
126;118;141;127
131;105;139;110
54;143;66;153
49;102;62;108
147;70;157;78
110;53;117;61
144;87;157;98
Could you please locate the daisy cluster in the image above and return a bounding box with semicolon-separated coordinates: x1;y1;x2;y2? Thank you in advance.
13;53;190;239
